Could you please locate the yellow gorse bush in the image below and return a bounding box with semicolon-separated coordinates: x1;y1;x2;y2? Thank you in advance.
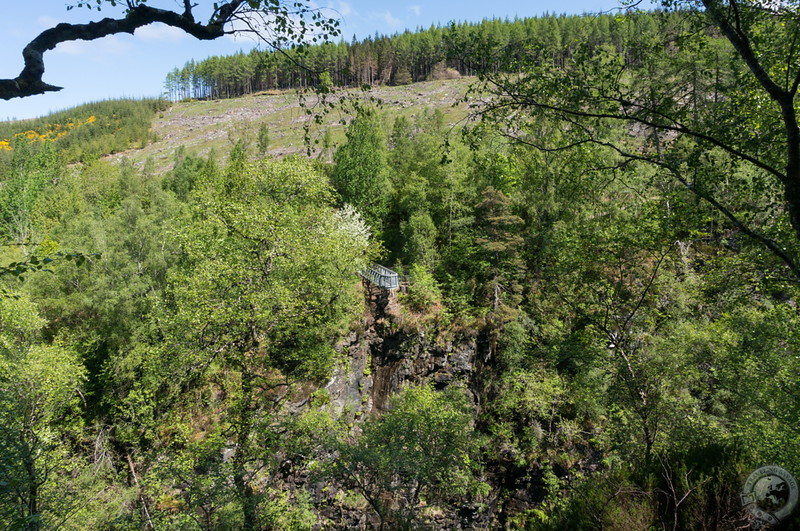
0;116;98;151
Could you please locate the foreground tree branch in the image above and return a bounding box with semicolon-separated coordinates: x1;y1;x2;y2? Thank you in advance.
0;0;337;100
471;1;800;278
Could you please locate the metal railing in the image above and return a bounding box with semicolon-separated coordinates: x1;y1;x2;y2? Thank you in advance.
359;264;400;290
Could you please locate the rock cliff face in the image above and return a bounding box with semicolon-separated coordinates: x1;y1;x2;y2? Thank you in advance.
325;283;484;421
299;285;583;528
314;282;494;529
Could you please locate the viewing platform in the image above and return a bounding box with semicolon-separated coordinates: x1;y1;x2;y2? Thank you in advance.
359;264;400;290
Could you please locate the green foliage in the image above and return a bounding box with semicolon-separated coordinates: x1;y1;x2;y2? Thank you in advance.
401;211;439;270
317;71;334;93
332;384;487;527
399;263;444;313
162;146;219;202
331;107;392;232
169;154;369;379
0;98;167;163
118;155;373;527
665;304;800;467
0;140;62;253
256;122;271;156
27;158;181;412
487;366;573;468
0;295;88;529
537;446;755;530
2;8;800;527
259;488;316;530
474;185;525;315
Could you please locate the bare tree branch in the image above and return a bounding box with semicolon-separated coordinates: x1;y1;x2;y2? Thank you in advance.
0;0;340;100
481;78;787;183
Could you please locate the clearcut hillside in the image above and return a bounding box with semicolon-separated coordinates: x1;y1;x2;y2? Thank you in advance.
108;78;474;170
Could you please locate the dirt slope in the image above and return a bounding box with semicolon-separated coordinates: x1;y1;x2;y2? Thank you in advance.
108;78;476;171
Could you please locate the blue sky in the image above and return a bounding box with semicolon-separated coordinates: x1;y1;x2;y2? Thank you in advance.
1;0;623;121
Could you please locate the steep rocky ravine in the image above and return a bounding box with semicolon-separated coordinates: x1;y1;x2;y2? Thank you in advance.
261;280;565;528
325;283;484;420
309;282;536;529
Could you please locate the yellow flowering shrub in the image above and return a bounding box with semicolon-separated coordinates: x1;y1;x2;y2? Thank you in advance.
0;116;99;150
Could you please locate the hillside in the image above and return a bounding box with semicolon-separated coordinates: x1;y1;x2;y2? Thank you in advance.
109;78;473;170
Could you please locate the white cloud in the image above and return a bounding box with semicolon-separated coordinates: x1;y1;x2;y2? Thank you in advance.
382;10;402;28
135;23;187;42
337;1;353;17
408;5;421;16
310;0;352;17
307;0;353;34
53;35;132;55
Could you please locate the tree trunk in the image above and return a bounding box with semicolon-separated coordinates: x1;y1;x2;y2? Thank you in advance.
22;428;39;531
233;370;257;530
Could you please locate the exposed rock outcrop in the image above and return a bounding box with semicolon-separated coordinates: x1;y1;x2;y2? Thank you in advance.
313;282;495;529
325;283;483;421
